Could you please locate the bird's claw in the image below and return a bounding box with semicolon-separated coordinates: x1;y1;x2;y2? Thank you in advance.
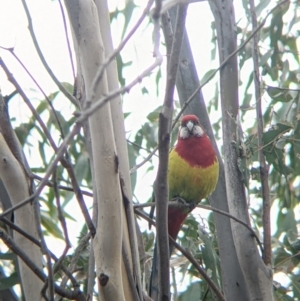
189;201;196;211
176;197;187;205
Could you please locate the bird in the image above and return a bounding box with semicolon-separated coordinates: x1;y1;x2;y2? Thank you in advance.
148;114;219;300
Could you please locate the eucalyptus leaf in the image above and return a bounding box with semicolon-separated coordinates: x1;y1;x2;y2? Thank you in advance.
0;272;19;290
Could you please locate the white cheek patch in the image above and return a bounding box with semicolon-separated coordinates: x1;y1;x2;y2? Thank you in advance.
193;125;204;137
179;127;190;139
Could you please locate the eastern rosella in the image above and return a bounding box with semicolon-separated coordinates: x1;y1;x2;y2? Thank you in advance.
149;114;219;299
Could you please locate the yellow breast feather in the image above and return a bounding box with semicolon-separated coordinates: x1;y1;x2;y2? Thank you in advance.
168;149;219;202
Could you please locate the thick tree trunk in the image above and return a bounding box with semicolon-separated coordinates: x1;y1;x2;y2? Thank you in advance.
94;1;143;299
65;1;125;300
0;134;43;301
209;1;274;300
65;1;141;300
0;96;43;300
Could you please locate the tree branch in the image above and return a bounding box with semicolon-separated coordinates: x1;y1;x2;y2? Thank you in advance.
153;4;188;301
58;0;76;80
249;0;272;267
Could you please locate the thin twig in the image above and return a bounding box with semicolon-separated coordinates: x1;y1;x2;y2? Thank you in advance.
153;4;187;300
20;0;78;107
130;146;158;174
33;174;93;197
52;169;72;289
58;0;76;80
59;233;91;291
250;0;272;266
33;197;55;300
53;169;71;248
274;251;300;269
127;139;159;156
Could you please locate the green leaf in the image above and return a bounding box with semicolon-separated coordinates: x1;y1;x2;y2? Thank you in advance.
274;247;291;267
74;152;89;185
142;230;154;252
260;49;273;66
141;86;149;94
200;69;216;85
276;209;297;238
178;281;202;301
0;272;19;290
262;123;293;175
127;142;137;192
116;53;132;86
0;252;14;260
267;87;293;103
120;1;136;39
198;228;221;291
155;68;162;97
60;82;74;94
255;0;271;17
36;98;50;115
41;214;63;239
124;112;131;119
39;141;47;166
147;106;161;122
241;93;252;110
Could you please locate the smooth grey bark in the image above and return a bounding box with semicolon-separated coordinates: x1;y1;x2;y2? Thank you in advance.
75;64;98;298
0;96;43;300
163;7;250;301
94;1;143;299
0;193;20;301
209;0;273;300
65;1;130;300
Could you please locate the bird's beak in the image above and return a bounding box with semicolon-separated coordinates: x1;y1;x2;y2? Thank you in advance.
186;121;194;133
